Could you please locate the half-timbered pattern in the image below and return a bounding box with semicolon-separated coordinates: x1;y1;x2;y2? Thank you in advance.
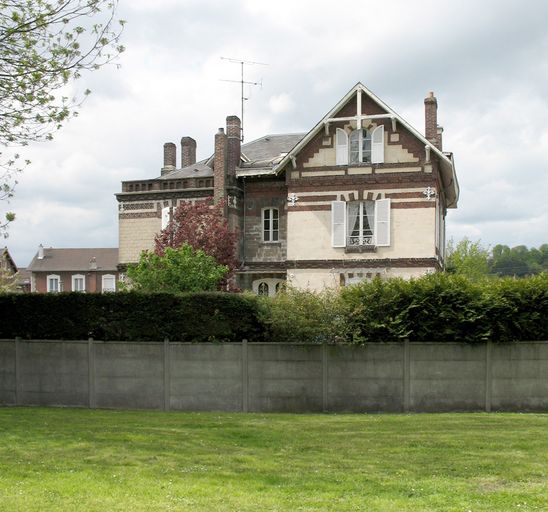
117;83;459;293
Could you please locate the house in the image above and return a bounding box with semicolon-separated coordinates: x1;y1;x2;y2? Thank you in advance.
27;246;119;293
117;83;459;293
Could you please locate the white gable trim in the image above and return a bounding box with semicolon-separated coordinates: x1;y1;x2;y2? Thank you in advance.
272;82;459;207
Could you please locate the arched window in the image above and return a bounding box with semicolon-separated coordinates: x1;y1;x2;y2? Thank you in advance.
257;282;269;296
349;129;372;164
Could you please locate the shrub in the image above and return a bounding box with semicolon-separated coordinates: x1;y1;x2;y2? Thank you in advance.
0;292;264;342
257;288;348;344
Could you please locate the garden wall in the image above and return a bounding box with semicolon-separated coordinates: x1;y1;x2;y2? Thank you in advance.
0;340;546;412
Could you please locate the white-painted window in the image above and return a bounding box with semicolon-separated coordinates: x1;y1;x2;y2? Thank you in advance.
349;129;372;164
262;208;279;242
331;199;391;248
47;274;61;293
346;126;384;165
102;274;116;293
72;274;85;292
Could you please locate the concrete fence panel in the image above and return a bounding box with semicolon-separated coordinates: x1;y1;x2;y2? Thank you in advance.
327;344;404;412
0;340;546;413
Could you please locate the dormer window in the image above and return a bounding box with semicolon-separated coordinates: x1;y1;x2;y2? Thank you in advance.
349;129;372;164
336;125;384;165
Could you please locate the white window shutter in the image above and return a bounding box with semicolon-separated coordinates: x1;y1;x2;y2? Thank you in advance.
161;206;170;229
335;128;348;165
375;198;391;247
331;201;347;247
371;125;384;164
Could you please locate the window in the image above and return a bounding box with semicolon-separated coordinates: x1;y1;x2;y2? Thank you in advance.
257;282;269;296
347;201;375;247
350;129;372;164
253;278;285;297
262;208;279;242
47;274;60;293
335;125;384;165
331;199;391;248
102;274;116;293
161;206;171;230
72;274;85;292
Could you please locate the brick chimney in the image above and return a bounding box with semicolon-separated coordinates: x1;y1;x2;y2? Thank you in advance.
424;91;439;148
181;137;196;168
162;142;176;176
226;115;241;182
213;127;227;207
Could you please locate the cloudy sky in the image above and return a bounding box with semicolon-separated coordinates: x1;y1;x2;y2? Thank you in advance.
4;0;548;266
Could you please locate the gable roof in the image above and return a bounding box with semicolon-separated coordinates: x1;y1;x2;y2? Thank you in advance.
27;248;119;272
1;247;17;273
272;82;460;208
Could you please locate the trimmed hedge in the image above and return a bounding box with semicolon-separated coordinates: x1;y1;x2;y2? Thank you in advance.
340;272;548;343
0;292;264;342
0;273;546;343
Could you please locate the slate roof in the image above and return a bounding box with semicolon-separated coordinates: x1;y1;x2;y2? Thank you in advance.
158;132;306;179
27;248;119;272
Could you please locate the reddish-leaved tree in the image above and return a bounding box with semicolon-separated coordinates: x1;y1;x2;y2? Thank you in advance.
155;199;239;286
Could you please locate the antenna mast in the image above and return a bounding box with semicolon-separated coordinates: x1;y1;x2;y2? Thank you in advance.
220;57;267;142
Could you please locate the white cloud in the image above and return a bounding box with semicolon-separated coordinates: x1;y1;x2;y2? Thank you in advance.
3;0;548;266
268;93;295;115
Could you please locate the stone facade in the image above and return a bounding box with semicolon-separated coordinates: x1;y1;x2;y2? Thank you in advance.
117;83;459;292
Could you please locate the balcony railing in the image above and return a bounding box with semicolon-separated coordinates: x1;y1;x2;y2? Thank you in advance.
347;234;374;247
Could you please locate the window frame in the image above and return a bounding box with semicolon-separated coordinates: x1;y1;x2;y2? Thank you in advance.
262;207;279;243
349;129;372;164
101;274;116;293
47;274;61;293
71;274;86;292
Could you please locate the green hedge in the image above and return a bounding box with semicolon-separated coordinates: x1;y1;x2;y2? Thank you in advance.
340;272;548;343
0;274;546;343
0;292;264;342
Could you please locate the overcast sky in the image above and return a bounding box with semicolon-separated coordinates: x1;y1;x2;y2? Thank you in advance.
4;0;548;266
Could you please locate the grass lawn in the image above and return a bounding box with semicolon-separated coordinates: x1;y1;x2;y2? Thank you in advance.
0;408;546;511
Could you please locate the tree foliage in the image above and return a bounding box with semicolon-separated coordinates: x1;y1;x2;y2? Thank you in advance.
445;238;490;280
0;0;125;235
125;245;228;294
155;199;239;286
446;238;548;278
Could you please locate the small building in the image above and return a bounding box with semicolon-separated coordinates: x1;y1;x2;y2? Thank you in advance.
117;82;459;293
27;246;119;293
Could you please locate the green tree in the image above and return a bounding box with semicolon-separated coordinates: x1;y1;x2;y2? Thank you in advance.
445;238;490;280
125;245;229;294
0;0;125;235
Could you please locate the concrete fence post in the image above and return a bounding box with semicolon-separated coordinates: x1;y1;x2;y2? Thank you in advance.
485;340;493;412
15;337;21;406
164;338;171;412
403;340;410;412
88;338;96;409
242;339;249;412
322;343;329;412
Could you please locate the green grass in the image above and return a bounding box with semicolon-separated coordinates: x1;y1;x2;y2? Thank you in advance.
0;408;546;511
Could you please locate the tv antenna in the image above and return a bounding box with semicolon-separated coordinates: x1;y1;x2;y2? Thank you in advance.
220;57;267;142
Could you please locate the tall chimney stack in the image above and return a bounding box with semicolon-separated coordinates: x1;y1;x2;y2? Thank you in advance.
213;127;227;207
424;91;439;148
181;137;196;168
162;142;176;176
226;115;241;182
38;244;44;260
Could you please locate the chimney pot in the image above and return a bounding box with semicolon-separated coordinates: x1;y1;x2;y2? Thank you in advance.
38;244;44;260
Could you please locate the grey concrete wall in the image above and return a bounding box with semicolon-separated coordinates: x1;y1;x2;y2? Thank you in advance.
94;342;164;410
327;344;404;412
0;340;546;412
410;343;486;412
170;343;242;411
